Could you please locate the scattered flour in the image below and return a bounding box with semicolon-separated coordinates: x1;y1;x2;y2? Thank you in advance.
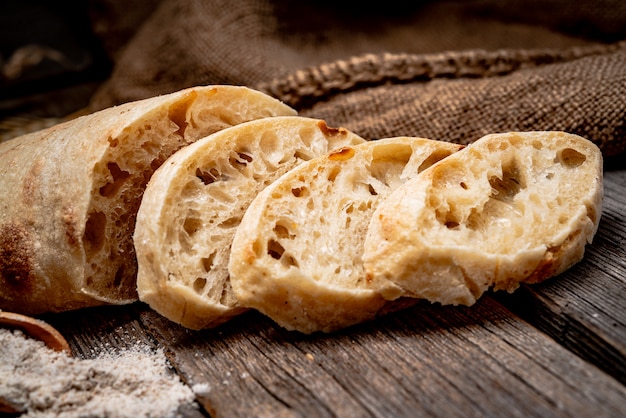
0;328;197;418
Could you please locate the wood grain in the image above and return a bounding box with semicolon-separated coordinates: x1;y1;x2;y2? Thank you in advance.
133;296;625;418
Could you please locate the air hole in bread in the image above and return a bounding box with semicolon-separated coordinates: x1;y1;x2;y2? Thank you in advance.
107;136;119;147
83;211;106;256
229;151;253;171
556;148;586;168
183;217;202;236
358;201;372;211
433;186;468;230
369;144;412;187
298;126;315;147
140;138;159;154
327;166;340;182
281;253;299;268
274;223;294;239
167;91;196;137
201;253;216;272
113;265;124;288
207;186;235;203
99;162;130;197
196;167;221;185
328;147;355;161
294;149;312;161
291;186;308;197
193;277;207;293
418;149;455;172
532;140;543;150
489;158;525;204
218;216;241;229
267;239;285;260
252;239;263;258
219;282;232;305
259;131;279;155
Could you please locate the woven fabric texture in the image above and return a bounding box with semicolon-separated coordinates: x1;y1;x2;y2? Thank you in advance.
88;0;626;156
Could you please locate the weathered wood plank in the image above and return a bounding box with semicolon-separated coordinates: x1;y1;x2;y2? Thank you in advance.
139;297;626;418
44;303;157;359
496;167;626;383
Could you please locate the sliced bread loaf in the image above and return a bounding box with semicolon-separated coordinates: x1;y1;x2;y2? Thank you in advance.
228;137;462;333
363;131;603;306
0;85;295;315
134;117;365;329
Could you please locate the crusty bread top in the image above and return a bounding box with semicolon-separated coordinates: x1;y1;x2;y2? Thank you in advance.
134;117;365;330
0;85;295;315
363;131;603;306
229;137;462;333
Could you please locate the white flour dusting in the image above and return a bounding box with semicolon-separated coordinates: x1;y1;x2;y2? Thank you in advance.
0;328;197;418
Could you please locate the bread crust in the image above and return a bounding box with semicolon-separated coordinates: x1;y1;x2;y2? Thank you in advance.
134;117;365;329
229;137;462;333
0;86;295;315
363;131;603;306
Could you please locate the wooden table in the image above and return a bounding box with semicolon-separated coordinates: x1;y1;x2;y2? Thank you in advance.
43;162;626;418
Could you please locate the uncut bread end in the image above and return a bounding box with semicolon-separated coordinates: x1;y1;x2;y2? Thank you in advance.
363;131;603;306
0;85;295;315
135;117;365;330
229;137;462;333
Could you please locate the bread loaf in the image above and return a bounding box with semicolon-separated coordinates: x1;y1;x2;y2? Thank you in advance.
363;131;603;306
134;117;365;329
229;137;463;333
0;85;295;315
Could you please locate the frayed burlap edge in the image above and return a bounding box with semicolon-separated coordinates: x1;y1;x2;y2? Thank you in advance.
257;41;626;109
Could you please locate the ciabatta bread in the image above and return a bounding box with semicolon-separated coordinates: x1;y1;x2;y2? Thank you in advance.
363;131;603;306
0;85;295;315
229;137;463;333
134;117;365;330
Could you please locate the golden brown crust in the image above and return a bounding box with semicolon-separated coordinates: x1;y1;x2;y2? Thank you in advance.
0;222;35;295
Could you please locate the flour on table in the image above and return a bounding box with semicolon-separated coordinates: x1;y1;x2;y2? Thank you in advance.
0;328;196;418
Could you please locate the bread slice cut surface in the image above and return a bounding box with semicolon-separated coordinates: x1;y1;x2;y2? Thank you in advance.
228;137;462;333
134;117;365;329
363;131;603;306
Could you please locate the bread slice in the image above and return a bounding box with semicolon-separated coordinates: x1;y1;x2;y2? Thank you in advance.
228;137;463;333
0;85;295;315
363;131;603;306
134;117;365;330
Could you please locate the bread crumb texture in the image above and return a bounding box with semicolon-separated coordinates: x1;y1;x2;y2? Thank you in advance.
229;137;462;333
0;328;196;417
364;131;603;306
84;87;295;304
135;117;363;330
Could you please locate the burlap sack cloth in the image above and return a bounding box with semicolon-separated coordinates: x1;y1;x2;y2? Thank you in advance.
89;0;626;157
